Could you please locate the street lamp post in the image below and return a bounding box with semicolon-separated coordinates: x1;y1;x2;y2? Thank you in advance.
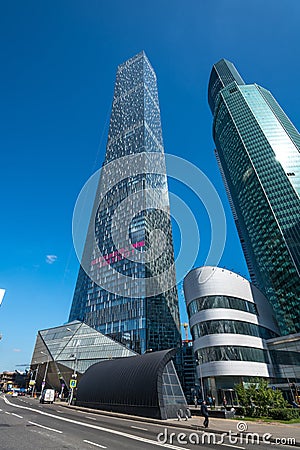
40;351;50;394
196;356;205;402
31;363;40;397
68;354;78;405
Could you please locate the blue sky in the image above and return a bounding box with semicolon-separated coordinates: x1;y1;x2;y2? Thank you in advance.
1;0;300;371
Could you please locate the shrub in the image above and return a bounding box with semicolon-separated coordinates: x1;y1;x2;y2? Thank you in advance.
268;408;300;421
234;406;246;416
235;378;288;418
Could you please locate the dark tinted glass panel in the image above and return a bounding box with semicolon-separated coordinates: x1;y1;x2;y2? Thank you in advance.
188;295;257;317
196;346;269;364
191;319;278;340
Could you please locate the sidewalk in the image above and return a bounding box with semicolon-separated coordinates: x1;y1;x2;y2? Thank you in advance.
175;415;300;446
57;400;300;446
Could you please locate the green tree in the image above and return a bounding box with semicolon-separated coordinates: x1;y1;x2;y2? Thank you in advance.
235;378;287;417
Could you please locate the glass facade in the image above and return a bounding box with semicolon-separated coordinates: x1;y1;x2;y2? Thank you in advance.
31;321;136;374
208;59;300;335
30;321;137;393
69;52;181;353
267;334;300;384
191;319;278;340
196;346;270;364
162;361;187;406
187;294;257;317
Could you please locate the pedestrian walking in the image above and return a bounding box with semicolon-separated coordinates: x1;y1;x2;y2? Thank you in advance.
201;400;209;428
194;395;198;408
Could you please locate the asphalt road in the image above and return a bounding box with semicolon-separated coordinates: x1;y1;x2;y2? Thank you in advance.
0;395;297;450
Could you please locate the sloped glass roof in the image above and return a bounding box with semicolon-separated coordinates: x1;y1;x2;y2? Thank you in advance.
32;321;136;372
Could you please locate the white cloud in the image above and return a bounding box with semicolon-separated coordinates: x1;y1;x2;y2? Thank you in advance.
46;255;58;264
13;348;21;353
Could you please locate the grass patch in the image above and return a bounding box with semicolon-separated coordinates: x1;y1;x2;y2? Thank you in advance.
234;416;300;424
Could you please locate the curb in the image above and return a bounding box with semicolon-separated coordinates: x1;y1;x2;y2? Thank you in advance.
57;401;300;447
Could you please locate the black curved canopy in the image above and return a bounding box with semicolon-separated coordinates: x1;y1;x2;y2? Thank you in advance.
76;349;187;419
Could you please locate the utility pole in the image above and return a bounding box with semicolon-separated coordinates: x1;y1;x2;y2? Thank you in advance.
68;354;78;405
31;364;40;397
40;351;50;394
196;356;205;402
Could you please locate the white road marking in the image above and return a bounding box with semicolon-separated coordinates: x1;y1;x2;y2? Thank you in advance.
28;421;63;434
11;413;23;418
131;425;148;431
58;404;177;431
0;408;2;411
3;396;186;449
85;416;97;420
221;444;245;449
5;411;11;415
83;440;107;448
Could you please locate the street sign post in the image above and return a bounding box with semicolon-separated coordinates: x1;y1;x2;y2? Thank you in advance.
70;379;77;389
68;379;77;405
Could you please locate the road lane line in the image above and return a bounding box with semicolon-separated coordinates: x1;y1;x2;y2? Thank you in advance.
83;440;107;448
55;404;179;430
2;396;186;449
11;413;23;418
5;412;11;415
0;408;2;411
221;444;245;449
85;416;97;420
28;421;63;434
131;425;148;431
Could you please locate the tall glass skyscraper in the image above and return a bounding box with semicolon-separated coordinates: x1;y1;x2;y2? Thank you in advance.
69;52;181;354
208;59;300;336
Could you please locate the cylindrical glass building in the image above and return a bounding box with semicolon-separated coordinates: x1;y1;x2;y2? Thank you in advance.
184;266;280;405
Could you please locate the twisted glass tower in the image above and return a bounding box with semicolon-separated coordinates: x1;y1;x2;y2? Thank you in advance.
69;52;181;353
208;59;300;335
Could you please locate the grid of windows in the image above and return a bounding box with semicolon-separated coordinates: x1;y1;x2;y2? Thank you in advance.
69;52;180;354
209;59;300;335
162;361;186;406
31;321;136;374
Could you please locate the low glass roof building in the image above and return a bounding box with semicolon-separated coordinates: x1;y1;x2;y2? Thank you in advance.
30;321;136;392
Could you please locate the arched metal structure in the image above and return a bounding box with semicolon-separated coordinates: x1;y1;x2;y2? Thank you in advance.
76;349;187;419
